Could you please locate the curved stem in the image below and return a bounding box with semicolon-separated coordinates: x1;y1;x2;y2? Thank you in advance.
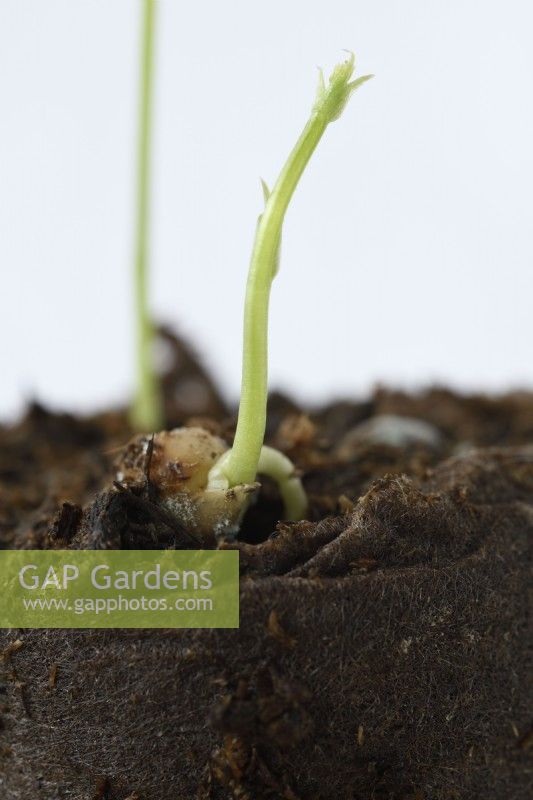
223;115;328;486
223;54;372;487
257;446;307;520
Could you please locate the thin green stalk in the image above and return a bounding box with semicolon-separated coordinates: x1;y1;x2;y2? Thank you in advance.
222;54;372;486
130;0;163;432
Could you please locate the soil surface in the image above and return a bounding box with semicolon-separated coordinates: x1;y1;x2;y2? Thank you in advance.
0;332;531;799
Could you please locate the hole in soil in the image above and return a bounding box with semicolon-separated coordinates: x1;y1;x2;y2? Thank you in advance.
238;474;284;544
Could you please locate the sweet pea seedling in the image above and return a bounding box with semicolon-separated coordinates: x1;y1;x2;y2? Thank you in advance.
119;53;372;542
207;53;372;517
130;0;163;432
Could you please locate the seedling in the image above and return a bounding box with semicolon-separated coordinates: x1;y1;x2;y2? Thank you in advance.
119;53;372;541
130;0;163;432
206;53;372;508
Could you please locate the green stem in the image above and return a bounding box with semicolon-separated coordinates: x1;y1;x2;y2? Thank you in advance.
130;0;163;432
223;54;372;486
224;115;328;486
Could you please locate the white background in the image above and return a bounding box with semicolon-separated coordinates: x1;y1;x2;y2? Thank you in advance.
1;0;532;420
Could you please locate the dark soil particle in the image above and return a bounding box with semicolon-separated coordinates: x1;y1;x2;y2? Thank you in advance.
0;332;531;799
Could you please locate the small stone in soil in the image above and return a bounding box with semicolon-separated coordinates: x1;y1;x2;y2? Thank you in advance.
338;414;442;452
